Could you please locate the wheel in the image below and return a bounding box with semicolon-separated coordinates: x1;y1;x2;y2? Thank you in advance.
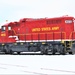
59;45;66;55
40;45;49;55
61;49;66;55
44;49;48;55
4;49;10;54
10;50;13;54
17;52;20;54
3;45;10;54
52;49;56;55
40;49;46;55
40;45;44;55
69;52;72;54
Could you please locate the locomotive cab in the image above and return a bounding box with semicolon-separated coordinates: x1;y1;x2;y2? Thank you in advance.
0;24;16;43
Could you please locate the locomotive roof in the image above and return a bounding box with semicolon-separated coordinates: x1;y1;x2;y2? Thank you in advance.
2;16;74;26
19;16;74;22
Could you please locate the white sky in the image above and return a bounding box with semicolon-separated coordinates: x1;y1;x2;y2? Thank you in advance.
0;0;75;24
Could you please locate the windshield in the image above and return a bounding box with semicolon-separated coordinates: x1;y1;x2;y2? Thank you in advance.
1;26;6;31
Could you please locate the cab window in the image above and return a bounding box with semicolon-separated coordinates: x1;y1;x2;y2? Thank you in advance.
1;26;6;31
8;26;11;30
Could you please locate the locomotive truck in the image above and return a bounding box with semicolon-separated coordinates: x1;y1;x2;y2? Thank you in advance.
0;15;75;54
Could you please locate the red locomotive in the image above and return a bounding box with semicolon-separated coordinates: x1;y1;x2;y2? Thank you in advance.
0;15;75;54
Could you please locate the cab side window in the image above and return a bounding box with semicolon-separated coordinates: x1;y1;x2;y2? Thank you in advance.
8;26;11;30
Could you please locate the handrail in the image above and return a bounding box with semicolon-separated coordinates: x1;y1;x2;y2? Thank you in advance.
11;29;66;40
69;31;75;40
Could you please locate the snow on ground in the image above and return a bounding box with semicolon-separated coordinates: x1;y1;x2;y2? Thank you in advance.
0;55;75;75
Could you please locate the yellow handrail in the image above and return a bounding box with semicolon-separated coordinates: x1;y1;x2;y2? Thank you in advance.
69;32;75;39
11;29;66;40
